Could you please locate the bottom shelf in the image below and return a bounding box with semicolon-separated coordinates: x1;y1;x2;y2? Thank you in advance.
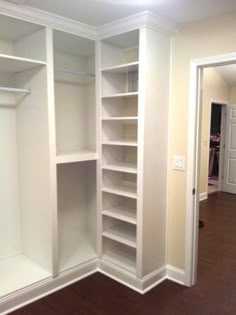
59;239;97;273
0;255;51;298
103;240;136;274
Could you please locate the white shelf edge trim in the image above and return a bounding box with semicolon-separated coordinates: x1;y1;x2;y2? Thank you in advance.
55;67;95;78
101;61;139;73
0;87;31;94
56;152;98;164
102;92;138;99
0;54;46;65
102;187;137;199
102;209;137;225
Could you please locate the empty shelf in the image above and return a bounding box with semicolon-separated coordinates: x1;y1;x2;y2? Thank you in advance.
103;224;136;248
102;117;138;123
103;250;136;274
102;162;137;174
0;255;51;297
102;140;137;147
102;92;138;99
56;150;98;164
103;206;137;225
0;54;46;73
102;183;137;199
102;62;139;73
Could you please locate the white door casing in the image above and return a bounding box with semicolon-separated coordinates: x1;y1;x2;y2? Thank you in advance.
223;105;236;194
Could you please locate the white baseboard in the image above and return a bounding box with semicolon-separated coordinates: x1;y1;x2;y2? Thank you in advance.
199;192;208;202
98;259;166;293
166;264;185;285
1;260;186;314
1;259;98;315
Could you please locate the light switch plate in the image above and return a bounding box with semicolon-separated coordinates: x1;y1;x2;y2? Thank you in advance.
173;156;185;171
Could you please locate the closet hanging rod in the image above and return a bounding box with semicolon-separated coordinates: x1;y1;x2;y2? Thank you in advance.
55;67;95;77
0;87;31;94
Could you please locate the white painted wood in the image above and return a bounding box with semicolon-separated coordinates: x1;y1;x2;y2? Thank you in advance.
139;28;170;277
223;105;236;194
102;117;138;122
166;265;185;285
102;140;138;146
57;162;97;273
102;162;137;174
45;27;58;277
102;185;137;199
16;66;52;273
0;259;97;315
103;222;136;248
56;151;98;164
102;92;138;99
102;245;136;274
0;255;51;298
102;62;139;73
199;192;208;201
54;31;96;156
0;54;45;73
0;0;96;40
103;206;137;225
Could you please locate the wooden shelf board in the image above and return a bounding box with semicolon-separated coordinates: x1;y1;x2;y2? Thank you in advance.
0;54;46;73
102;92;138;99
56;150;98;164
103;251;136;274
103;206;137;225
102;61;139;73
103;224;137;248
102;184;137;199
102;140;138;147
102;162;137;174
0;254;51;298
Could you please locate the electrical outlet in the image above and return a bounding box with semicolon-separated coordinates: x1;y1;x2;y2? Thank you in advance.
173;156;185;171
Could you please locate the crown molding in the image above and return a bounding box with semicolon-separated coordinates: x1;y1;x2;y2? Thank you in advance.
0;0;96;39
97;11;176;39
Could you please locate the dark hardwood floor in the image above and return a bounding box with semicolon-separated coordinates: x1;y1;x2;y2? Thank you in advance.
10;192;236;315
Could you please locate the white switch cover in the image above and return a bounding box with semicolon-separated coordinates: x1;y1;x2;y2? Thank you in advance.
173;156;185;171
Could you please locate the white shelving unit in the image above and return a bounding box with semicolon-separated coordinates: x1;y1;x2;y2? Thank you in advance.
0;15;52;300
0;9;172;314
98;26;171;287
54;30;96;160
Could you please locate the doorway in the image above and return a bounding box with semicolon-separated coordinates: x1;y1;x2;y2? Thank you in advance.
208;102;225;195
185;53;236;287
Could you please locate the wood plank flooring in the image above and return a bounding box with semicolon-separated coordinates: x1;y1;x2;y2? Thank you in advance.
10;192;236;315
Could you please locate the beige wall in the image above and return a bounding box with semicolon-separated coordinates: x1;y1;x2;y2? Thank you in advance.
230;87;236;103
199;68;229;194
167;13;236;269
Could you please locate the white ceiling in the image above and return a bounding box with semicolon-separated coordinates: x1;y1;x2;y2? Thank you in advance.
215;65;236;87
12;0;236;27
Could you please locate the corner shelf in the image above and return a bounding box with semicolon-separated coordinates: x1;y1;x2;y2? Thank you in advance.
102;61;139;73
0;54;46;73
103;224;136;248
103;206;137;225
56;150;98;164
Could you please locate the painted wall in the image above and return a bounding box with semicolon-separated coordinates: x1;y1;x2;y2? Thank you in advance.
199;68;229;195
167;13;236;270
230;87;236;104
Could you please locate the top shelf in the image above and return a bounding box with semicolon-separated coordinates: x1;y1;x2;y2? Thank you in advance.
0;54;46;73
102;62;139;74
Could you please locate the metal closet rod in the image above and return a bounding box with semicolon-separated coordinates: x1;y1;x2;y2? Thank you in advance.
55;67;95;77
0;87;31;93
